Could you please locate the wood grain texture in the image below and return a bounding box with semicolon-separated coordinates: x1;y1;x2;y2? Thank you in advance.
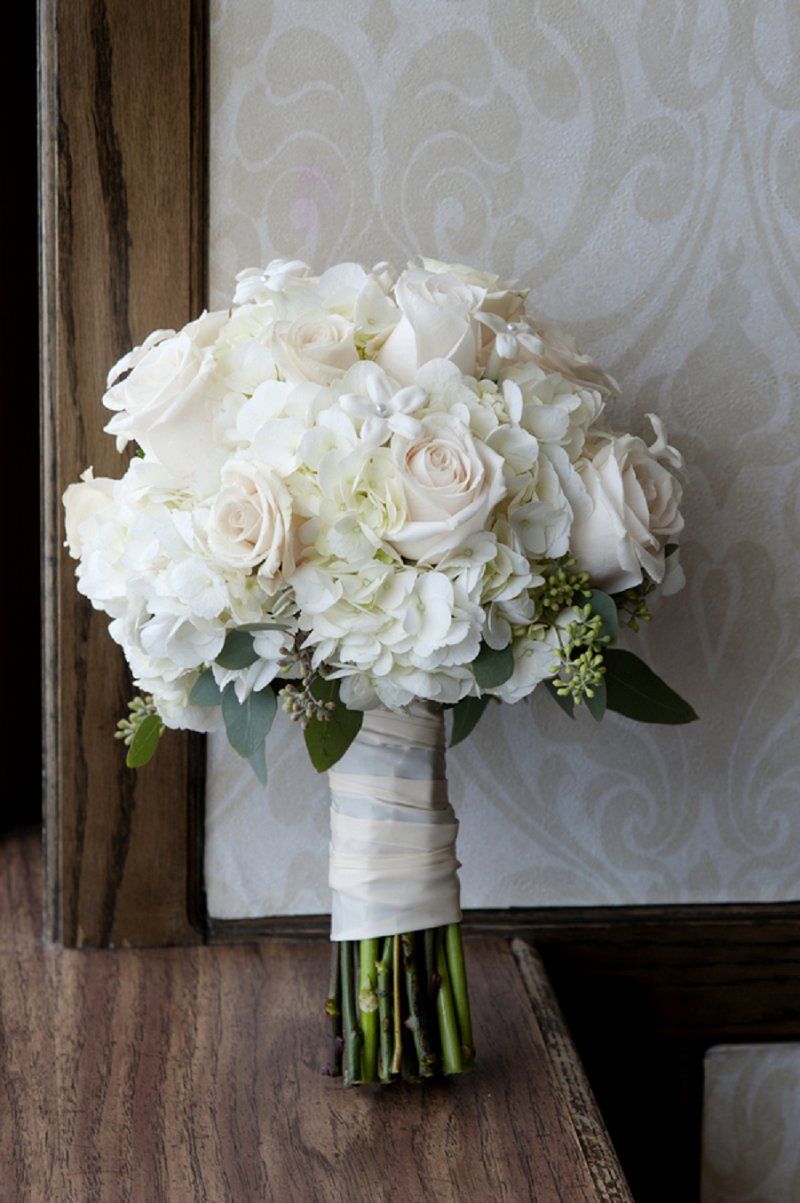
210;902;800;1201
0;831;628;1202
512;940;632;1203
39;0;208;947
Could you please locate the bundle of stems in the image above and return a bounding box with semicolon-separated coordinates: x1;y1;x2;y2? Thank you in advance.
324;924;474;1085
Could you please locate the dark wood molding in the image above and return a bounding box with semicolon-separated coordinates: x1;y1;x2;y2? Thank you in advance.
39;0;209;948
207;898;800;942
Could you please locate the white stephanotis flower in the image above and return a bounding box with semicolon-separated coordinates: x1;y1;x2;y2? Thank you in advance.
233;259;314;306
338;362;426;445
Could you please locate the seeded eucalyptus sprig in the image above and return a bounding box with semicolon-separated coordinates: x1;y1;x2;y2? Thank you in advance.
536;556;591;616
552;603;611;705
115;695;164;767
614;577;657;632
115;694;163;745
277;634;336;728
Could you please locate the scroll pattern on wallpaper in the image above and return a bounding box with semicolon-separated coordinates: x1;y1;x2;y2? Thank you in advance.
205;0;800;917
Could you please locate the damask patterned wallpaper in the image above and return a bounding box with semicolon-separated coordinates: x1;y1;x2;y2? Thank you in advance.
205;0;800;918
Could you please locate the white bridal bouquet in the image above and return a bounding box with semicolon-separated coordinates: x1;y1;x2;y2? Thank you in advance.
64;256;695;1084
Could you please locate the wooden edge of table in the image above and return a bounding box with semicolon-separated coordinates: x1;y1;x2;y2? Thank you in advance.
512;938;634;1203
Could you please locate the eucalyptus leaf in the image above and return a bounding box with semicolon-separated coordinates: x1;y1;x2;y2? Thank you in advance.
473;641;514;689
216;630;259;670
589;590;619;644
604;649;698;725
126;714;163;768
545;680;575;719
304;678;363;773
450;695;491;747
247;742;268;786
189;668;222;707
585;678;607;722
221;683;277;758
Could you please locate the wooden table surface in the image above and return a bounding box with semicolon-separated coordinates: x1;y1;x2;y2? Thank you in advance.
0;831;630;1202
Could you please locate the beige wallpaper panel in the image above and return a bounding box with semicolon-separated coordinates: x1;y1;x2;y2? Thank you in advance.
702;1044;800;1203
205;0;800;917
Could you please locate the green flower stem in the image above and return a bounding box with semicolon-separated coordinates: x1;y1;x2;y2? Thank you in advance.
445;923;474;1070
340;941;362;1087
326;941;342;1078
326;929;474;1085
435;931;463;1076
391;935;403;1076
376;937;393;1083
424;928;436;995
401;932;436;1078
358;937;380;1083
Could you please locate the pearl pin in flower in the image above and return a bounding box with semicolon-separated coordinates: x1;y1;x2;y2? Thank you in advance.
339;362;426;445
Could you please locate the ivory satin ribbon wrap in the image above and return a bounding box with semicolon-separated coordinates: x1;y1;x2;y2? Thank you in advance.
327;704;462;942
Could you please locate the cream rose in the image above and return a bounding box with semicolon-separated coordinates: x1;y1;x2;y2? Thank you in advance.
569;415;684;592
420;258;527;373
272;311;358;385
517;321;619;398
388;415;507;563
375;268;484;386
206;459;295;591
62;468;116;557
103;310;228;475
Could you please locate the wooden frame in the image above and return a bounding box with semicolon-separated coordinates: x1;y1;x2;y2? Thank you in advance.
40;0;208;947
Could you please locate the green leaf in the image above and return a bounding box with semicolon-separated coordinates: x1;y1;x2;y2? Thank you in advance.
221;683;277;758
664;543;679;558
585;678;607;722
589;590;619;644
604;649;698;725
126;714;163;768
239;622;288;632
216;630;259;670
188;668;222;707
545;679;575;719
304;678;363;773
473;641;514;689
450;695;491;747
247;742;268;786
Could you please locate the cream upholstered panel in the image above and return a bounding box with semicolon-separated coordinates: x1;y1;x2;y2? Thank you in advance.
205;0;800;917
702;1045;800;1203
